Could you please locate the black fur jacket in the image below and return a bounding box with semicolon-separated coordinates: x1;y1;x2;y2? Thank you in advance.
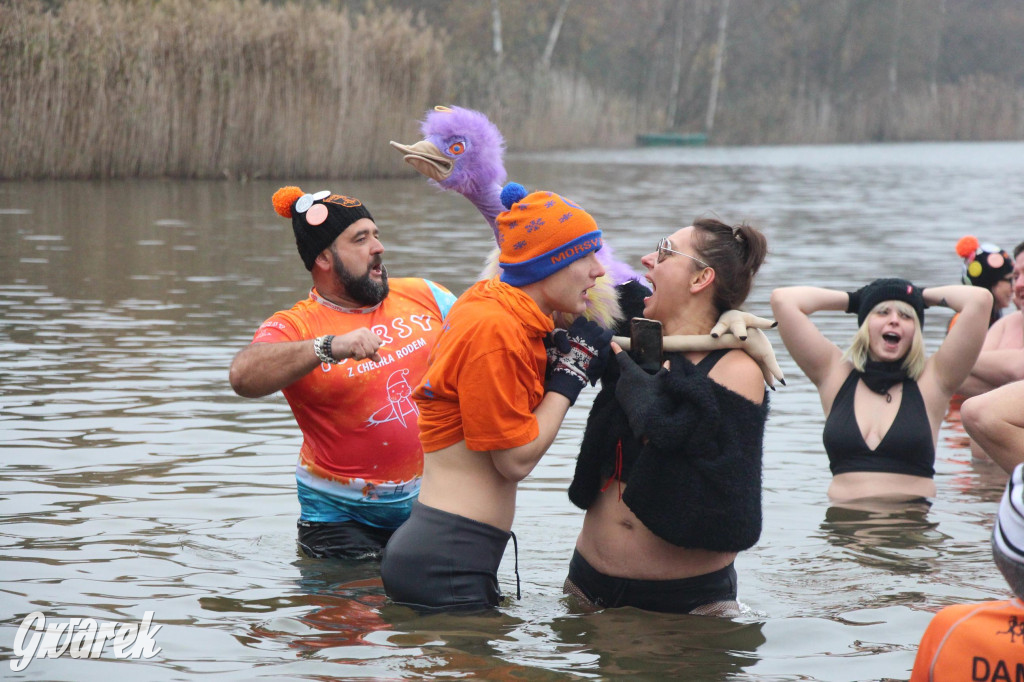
567;280;769;552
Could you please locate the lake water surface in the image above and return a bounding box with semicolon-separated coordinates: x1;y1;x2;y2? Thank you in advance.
2;141;1024;680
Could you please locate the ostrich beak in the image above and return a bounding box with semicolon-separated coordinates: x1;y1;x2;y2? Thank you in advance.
389;139;452;182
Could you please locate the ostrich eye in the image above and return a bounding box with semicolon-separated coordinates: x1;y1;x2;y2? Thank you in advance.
447;141;466;156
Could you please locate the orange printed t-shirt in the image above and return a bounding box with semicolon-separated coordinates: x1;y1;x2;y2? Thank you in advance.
414;276;553;453
910;598;1024;682
253;278;454;486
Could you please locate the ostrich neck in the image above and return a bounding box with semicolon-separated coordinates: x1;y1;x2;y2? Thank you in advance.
459;182;504;238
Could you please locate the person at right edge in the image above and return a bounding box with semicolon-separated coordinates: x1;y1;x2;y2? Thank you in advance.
910;463;1024;681
565;218;771;616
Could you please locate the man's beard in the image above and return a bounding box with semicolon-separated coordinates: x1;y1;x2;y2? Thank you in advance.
332;253;389;306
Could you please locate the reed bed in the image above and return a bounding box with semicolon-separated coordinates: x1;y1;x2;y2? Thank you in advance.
0;0;448;179
492;71;647;150
0;0;653;179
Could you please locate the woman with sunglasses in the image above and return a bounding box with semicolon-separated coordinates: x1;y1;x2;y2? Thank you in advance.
564;219;770;616
770;278;991;502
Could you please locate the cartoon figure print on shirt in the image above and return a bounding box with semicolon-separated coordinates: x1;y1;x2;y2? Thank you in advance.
368;369;418;427
315;328;431;428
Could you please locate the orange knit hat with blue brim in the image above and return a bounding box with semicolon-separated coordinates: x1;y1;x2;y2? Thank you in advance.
496;183;603;286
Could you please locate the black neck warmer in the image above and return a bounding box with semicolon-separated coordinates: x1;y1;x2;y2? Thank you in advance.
861;359;907;396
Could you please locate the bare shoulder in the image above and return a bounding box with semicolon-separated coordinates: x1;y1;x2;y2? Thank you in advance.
991;310;1024;350
708;349;767;404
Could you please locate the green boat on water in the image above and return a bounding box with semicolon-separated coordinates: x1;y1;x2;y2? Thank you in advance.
635;132;708;147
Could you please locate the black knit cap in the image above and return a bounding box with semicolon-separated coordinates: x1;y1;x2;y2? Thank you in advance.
272;187;374;271
854;278;925;327
956;236;1012;290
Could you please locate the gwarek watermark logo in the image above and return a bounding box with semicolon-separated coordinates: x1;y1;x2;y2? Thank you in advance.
10;611;162;672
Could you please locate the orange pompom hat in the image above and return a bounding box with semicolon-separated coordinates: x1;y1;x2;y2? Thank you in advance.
956;235;1011;290
271;186;373;270
495;183;602;286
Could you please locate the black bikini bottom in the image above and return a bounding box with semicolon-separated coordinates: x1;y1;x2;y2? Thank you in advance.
564;548;736;614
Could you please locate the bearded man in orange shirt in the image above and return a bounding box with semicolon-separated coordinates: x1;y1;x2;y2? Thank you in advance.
230;187;455;560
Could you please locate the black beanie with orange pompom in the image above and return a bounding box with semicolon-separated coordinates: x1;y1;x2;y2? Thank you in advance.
956;235;1012;291
272;186;374;270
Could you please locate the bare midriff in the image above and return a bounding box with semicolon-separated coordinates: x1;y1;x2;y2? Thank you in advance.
416;440;519;532
574;483;736;581
828;471;936;502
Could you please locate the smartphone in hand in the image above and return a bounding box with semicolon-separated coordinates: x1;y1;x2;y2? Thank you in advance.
630;317;663;373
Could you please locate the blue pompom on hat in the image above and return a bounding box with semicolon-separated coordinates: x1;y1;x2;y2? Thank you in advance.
500;182;528;210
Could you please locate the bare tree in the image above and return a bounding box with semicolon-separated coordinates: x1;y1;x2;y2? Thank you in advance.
491;0;504;108
888;0;904;95
666;1;687;128
705;0;730;135
540;0;572;72
929;0;947;99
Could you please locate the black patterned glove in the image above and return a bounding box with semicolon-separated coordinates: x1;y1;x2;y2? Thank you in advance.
545;318;613;405
543;327;571;380
614;349;668;437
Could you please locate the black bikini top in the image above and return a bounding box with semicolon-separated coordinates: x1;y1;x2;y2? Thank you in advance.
822;370;935;478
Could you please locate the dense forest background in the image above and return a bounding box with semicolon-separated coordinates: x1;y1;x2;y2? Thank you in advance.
2;0;1022;179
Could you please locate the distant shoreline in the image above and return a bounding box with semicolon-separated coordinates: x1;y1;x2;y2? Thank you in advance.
2;1;1022;181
